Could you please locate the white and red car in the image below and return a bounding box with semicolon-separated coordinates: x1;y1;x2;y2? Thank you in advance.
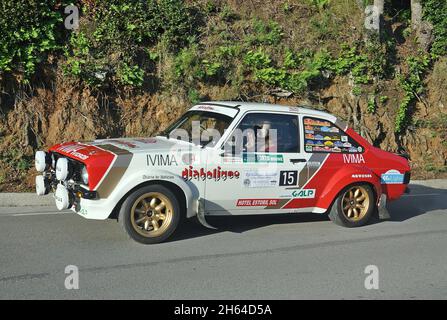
35;102;410;244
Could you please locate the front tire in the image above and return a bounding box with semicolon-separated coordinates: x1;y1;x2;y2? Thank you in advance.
328;184;375;228
119;185;181;244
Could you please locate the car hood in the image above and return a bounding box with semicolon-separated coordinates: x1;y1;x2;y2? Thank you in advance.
88;136;190;153
49;136;195;191
50;136;192;158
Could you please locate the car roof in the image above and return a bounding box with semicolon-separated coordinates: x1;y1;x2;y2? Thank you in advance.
200;101;335;119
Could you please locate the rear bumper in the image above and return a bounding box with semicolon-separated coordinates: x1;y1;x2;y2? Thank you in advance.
403;171;411;185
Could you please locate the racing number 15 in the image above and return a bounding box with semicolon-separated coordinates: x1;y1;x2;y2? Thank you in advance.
279;171;298;186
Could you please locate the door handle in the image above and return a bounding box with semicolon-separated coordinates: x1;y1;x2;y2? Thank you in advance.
290;158;307;164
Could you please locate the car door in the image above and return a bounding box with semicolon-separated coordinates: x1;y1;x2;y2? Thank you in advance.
204;111;308;214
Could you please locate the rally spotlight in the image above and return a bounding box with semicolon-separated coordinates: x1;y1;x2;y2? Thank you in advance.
35;175;50;196
55;157;72;181
35;151;51;172
54;183;74;210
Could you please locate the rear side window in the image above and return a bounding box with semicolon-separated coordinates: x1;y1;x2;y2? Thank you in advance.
303;117;363;153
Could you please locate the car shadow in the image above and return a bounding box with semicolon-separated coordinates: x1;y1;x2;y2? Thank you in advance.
168;184;447;242
169;213;329;242
387;184;447;222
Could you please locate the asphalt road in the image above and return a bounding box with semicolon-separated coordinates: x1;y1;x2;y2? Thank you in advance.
1;181;447;300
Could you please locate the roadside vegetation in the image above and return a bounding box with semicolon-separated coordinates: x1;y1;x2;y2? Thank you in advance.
0;0;446;190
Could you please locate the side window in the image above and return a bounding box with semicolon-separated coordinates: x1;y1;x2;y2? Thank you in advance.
232;113;300;153
303;117;363;153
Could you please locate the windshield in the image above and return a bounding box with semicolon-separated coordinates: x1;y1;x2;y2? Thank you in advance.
159;110;233;147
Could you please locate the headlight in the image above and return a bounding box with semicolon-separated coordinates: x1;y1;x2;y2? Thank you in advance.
35;151;48;172
51;153;56;168
81;166;89;185
55;158;70;181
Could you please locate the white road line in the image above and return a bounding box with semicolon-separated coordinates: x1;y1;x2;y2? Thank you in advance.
0;212;67;217
402;193;441;197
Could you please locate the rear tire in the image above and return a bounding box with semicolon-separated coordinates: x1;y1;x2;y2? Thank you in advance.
119;185;181;244
328;184;375;228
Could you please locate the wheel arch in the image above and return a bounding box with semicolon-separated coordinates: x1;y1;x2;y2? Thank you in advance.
315;166;382;213
108;179;196;220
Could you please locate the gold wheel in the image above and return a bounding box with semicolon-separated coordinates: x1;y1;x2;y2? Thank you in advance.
341;186;370;222
130;192;174;237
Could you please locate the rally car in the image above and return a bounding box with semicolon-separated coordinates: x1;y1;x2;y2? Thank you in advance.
35;101;410;244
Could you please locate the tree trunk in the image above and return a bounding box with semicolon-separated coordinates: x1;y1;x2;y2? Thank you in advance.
368;0;384;39
411;0;423;30
411;0;434;51
374;0;384;16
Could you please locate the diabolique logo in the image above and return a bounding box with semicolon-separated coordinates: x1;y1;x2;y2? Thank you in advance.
182;166;240;181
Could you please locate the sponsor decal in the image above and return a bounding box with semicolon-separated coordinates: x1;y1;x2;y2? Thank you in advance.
143;174;175;180
303;117;359;155
330;127;340;133
279;170;298;186
381;170;404;184
343;154;366;164
182;166;240;181
243;153;284;163
71;151;89;160
108;139;137;148
196;105;215;111
289;106;300;112
243;170;278;188
307;161;321;167
304;119;331;126
56;144;89;160
352;174;373;178
236;199;280;207
134;138;157;144
291;189;316;199
222;156;243;163
147;154;178;166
